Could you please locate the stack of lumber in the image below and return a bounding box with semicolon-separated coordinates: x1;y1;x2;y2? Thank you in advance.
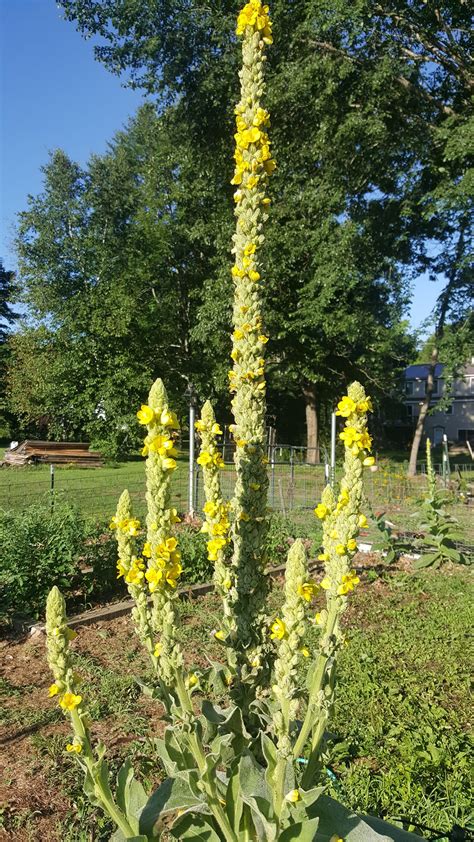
2;441;103;467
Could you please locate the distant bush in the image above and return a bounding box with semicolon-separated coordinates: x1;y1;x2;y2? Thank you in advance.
0;502;119;623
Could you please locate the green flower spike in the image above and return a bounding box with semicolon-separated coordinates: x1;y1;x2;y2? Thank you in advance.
228;0;275;683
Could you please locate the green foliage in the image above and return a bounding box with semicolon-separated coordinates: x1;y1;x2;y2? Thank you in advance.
0;503;118;622
264;512;322;567
413;494;466;569
177;524;214;586
0;501;83;621
412;444;467;568
368;508;412;565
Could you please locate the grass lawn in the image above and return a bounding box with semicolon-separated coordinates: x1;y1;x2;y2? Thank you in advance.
1;457;473;544
1;562;472;840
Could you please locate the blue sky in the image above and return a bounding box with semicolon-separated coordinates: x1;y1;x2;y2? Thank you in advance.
0;0;442;331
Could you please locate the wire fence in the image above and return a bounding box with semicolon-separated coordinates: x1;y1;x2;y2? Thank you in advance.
1;452;472;541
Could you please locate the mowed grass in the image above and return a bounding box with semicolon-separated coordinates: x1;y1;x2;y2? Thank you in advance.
1;566;472;840
1;455;473;547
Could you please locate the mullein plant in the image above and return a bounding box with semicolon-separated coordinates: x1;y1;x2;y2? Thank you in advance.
45;3;421;839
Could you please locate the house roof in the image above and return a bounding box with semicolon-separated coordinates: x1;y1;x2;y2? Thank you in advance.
404;362;474;379
405;364;444;379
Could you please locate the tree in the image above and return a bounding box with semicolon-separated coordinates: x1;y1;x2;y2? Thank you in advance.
21;1;471;454
0;260;18;436
56;0;456;455
12;107;232;445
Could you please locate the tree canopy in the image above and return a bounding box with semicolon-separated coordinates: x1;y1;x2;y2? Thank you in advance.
9;0;472;452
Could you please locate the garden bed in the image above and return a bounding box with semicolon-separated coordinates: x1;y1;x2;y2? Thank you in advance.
1;561;472;841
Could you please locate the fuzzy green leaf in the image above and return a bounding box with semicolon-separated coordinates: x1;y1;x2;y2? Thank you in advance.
279;817;320;840
170;813;222;841
139;776;206;837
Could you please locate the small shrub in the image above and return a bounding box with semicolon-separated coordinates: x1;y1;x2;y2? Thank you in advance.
0;501;84;621
0;503;122;623
177;524;214;585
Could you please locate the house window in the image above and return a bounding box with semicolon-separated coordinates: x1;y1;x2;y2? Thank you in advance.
458;429;474;443
405;404;414;419
405;381;414;396
467;376;474;393
425;379;438;395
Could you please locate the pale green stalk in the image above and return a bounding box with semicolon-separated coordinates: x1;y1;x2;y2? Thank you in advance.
141;378;183;684
46;587;135;839
112;489;156;661
296;382;373;785
196;401;236;669
228;0;275;681
271;539;311;821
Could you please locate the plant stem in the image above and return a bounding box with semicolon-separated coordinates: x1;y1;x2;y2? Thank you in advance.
174;672;239;842
71;710;136;839
293;601;338;760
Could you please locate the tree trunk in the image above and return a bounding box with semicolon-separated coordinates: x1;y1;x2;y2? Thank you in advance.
407;346;438;476
407;223;466;477
303;383;320;464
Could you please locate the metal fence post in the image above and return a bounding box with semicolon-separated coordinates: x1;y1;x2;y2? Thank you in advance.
188;403;196;515
50;463;55;511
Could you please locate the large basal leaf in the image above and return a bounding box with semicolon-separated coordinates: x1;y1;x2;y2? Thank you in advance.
309;795;424;840
170;812;222;840
139;776;206;837
116;759;147;832
278;817;320;840
110;833;148;842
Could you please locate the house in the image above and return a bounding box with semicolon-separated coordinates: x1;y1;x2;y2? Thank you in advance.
403;360;474;445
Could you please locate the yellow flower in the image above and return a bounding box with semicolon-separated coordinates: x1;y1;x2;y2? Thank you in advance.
299;646;310;658
270;618;287;640
185;673;199;689
337;571;360;596
48;683;60;697
109;515;119;530
142;542;152;558
145;567;163;592
335;396;357;417
66;740;82;754
197;451;213;466
285;789;301;803
203;500;219;517
357;398;373;414
258;334;269;344
298;582;319;602
195;419;206;431
335;544;346;556
136;404;155;425
339;426;361;447
212;423;223;435
161;409;179;428
153;642;162;658
363;456;375;467
314;503;328;519
347;538;357;552
213;630;226;641
358;514;368;528
162;457;177;471
60;692;82;711
320;577;331;590
314;612;324;625
317;552;328;561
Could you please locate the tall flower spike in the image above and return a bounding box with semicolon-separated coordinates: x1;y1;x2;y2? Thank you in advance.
196;402;235;664
295;383;372;782
140;378;183;683
272;539;311;758
229;0;274;680
112;490;155;660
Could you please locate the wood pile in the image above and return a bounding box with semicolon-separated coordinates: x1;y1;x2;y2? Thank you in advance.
1;441;103;468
